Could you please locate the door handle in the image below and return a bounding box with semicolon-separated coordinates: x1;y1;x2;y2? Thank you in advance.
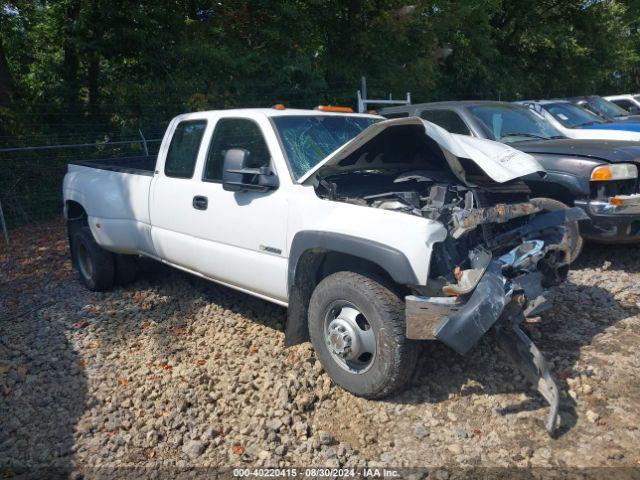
192;195;208;210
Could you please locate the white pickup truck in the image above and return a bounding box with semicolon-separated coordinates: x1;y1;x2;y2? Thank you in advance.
63;107;588;434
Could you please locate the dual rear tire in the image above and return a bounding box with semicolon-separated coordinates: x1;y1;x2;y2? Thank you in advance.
71;226;137;291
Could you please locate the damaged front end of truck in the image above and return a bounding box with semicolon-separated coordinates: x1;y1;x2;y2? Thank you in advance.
304;117;589;435
406;201;586;435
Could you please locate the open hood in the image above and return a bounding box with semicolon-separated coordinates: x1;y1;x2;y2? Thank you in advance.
298;117;544;185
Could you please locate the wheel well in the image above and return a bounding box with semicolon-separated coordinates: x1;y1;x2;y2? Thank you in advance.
65;200;88;223
65;201;88;269
284;249;402;347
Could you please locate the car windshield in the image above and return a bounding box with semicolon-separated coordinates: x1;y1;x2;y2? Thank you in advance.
543;102;604;128
587;97;630;118
467;104;563;142
272;115;380;180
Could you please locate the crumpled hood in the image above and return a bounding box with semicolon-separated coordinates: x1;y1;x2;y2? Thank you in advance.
299;117;544;185
511;138;640;163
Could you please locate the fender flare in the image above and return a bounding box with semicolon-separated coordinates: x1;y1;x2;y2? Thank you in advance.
284;230;420;347
287;230;419;293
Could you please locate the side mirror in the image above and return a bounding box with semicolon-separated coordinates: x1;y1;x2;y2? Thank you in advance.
222;148;279;192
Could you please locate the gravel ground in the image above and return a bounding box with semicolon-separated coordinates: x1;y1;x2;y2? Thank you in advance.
1;220;639;477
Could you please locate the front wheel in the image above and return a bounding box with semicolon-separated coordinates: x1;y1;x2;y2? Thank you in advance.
308;271;418;399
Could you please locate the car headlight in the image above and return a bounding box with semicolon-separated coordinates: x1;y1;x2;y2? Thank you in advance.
590;163;638;181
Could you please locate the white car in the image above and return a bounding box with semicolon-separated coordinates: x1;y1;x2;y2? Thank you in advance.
518;100;640;141
63;107;586;433
605;94;640;113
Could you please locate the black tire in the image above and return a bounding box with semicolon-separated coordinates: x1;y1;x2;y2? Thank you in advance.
531;197;584;264
308;271;418;399
72;227;115;291
115;254;137;285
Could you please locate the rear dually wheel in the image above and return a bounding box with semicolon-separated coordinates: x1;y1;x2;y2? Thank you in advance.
72;226;115;291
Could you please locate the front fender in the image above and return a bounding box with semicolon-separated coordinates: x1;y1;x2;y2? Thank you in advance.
523;154;606;199
287;230;420;294
523;170;589;199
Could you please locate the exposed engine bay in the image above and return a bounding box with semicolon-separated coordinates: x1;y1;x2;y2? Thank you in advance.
315;169;572;289
315;167;589;435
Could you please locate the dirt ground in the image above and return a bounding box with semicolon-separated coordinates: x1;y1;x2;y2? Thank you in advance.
1;220;639;478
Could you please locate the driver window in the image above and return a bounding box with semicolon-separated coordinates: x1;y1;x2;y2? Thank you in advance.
203;118;271;182
612;99;634;110
420;109;471;135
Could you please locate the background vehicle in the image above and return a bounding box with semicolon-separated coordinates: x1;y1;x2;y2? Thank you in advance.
381;101;640;248
605;94;640;113
566;95;640;122
63;108;583;434
518;100;640;141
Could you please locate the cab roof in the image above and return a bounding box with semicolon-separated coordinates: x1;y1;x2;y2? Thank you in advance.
174;108;379;120
518;99;572;106
380;100;529;114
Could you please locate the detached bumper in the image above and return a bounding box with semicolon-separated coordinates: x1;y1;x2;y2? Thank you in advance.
406;208;588;347
405;254;562;435
405;262;553;353
575;194;640;243
406;262;508;354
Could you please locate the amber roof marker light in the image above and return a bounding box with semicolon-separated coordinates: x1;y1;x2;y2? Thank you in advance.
315;105;354;113
272;104;286;110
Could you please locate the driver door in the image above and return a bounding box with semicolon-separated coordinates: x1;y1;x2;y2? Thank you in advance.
190;117;289;302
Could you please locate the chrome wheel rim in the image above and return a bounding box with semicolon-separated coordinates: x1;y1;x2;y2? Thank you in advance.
323;301;376;374
77;242;94;280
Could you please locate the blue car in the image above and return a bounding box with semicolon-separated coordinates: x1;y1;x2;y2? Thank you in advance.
583;121;640;133
517;99;640;139
566;95;640;123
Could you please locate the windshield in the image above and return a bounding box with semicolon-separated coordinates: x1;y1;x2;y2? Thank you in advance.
543;102;604;128
587;97;630;118
467;104;563;142
272;115;380;179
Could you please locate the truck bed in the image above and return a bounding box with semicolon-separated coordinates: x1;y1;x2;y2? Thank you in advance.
69;155;156;176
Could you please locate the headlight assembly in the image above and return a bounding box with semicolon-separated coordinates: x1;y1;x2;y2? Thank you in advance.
590;163;638;181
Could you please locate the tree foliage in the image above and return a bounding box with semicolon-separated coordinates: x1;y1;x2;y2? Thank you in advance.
1;0;640;144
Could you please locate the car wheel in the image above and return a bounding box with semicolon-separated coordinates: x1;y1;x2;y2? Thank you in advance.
73;227;115;291
531;197;584;263
308;271;418;399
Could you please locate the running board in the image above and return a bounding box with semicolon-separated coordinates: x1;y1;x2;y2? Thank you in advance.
494;299;561;436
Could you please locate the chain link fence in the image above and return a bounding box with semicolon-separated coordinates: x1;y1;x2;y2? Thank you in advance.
0;132;163;244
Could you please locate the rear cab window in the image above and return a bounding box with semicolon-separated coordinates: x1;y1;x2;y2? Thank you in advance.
164;120;208;178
